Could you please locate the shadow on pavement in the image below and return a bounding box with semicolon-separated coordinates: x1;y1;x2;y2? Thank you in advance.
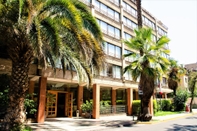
167;124;197;131
27;119;137;131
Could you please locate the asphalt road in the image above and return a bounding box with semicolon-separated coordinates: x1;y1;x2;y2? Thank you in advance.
106;114;197;131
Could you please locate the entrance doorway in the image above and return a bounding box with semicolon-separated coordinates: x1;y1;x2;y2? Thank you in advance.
57;93;66;117
46;90;73;118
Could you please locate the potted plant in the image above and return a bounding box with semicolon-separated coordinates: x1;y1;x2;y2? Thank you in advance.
81;100;93;118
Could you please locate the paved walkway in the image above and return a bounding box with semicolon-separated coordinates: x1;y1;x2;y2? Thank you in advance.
27;109;197;131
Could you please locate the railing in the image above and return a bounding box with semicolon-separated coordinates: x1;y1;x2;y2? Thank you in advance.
100;105;126;114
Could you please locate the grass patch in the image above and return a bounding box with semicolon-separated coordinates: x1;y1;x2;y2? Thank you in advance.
154;111;183;117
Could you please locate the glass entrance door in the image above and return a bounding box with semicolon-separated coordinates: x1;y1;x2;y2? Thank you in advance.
46;91;57;117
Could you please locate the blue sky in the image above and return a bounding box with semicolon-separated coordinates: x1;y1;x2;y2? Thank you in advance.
142;0;197;65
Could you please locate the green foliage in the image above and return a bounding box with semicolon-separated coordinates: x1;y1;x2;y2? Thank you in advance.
24;94;37;118
132;100;141;115
157;99;172;111
116;100;125;105
173;90;189;111
153;99;158;113
81;100;93;113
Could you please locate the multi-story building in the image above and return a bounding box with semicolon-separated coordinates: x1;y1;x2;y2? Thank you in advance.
0;0;173;123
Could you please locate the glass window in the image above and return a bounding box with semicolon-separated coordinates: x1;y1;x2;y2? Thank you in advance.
115;28;120;39
123;2;126;9
108;25;115;37
114;0;119;5
95;0;99;8
115;12;120;22
101;3;107;12
100;21;107;33
115;46;121;58
108;44;115;57
108;8;114;19
123;17;126;24
113;65;121;79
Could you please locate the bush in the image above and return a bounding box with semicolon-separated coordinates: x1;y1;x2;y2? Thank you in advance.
81;100;93;113
153;100;158;113
116;100;125;105
162;99;172;111
132;100;141;115
173;90;189;111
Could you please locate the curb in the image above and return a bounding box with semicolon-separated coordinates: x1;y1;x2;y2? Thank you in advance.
136;112;197;124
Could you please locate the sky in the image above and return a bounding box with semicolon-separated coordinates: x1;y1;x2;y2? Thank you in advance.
142;0;197;65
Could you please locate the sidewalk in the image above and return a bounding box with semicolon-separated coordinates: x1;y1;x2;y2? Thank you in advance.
27;109;197;131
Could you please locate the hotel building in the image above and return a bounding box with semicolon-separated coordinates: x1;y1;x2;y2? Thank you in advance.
0;0;174;123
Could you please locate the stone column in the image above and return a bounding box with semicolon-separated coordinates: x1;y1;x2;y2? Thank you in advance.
92;84;100;119
127;88;133;115
37;77;47;123
77;86;83;116
111;88;116;113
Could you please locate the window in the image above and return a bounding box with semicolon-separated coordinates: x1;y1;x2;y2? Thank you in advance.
123;2;137;18
124;32;132;40
108;44;115;56
97;19;120;39
157;26;167;36
113;65;121;79
124;70;132;80
104;42;121;58
115;46;121;58
123;16;137;30
115;28;120;39
142;16;155;30
124;50;133;62
95;1;120;21
162;77;167;85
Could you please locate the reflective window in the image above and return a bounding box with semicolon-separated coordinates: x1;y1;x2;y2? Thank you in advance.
113;65;121;79
124;50;133;62
104;42;121;59
122;2;137;17
124;32;132;40
123;16;137;30
95;0;120;21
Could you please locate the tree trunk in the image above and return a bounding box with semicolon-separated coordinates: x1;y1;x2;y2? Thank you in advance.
138;72;154;121
190;95;194;113
136;0;142;28
2;62;30;131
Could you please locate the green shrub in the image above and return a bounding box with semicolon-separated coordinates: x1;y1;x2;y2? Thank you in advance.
116;100;125;105
81;100;93;113
157;99;172;111
173;90;189;111
132;100;141;115
153;100;158;113
162;99;172;111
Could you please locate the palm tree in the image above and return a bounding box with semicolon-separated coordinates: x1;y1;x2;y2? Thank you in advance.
168;59;186;96
124;27;170;121
188;71;197;112
136;0;142;28
0;0;104;130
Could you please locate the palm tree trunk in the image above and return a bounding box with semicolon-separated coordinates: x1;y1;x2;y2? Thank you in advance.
2;62;30;130
136;0;142;28
139;72;154;121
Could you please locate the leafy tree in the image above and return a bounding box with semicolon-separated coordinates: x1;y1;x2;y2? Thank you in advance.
0;0;104;130
168;59;186;96
173;90;189;111
123;27;170;121
188;71;197;112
